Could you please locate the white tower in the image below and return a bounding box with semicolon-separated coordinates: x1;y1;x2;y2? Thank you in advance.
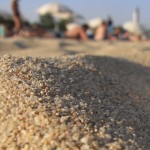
133;7;140;24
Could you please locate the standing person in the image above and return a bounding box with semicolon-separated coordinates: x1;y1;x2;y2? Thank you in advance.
107;17;114;36
94;21;107;41
11;0;22;34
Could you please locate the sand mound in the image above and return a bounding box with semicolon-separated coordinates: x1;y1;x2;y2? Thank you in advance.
0;55;150;150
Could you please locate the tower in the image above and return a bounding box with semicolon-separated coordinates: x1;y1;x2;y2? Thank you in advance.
133;7;140;24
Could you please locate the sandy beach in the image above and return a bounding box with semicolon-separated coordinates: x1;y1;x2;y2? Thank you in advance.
0;38;150;66
0;38;150;149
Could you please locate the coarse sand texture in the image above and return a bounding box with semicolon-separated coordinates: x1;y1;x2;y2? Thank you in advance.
0;55;150;150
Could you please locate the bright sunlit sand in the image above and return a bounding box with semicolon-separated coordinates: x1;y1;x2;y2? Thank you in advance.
0;38;150;149
0;0;150;149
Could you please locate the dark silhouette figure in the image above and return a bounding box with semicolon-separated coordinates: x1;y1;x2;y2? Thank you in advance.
11;0;22;34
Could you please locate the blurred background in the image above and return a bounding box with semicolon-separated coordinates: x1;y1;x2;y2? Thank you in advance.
0;0;149;26
0;0;150;39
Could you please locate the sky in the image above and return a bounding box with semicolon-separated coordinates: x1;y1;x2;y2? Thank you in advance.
0;0;150;28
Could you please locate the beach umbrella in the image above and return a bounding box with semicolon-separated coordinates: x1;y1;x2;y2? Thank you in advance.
37;3;83;32
88;18;103;29
37;3;80;21
123;8;143;35
37;3;73;14
123;22;143;35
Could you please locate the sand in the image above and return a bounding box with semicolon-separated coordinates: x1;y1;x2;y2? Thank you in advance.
0;38;150;150
0;38;150;66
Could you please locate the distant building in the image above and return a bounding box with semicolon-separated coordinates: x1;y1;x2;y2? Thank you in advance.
133;7;140;25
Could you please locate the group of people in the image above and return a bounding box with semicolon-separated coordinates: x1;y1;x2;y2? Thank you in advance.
0;0;146;42
65;19;143;42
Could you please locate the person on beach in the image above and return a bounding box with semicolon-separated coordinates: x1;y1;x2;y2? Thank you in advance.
11;0;22;34
107;17;114;38
109;27;122;41
65;24;89;41
94;21;107;41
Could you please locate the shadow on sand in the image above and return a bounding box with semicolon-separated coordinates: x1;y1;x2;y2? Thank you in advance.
14;41;28;50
